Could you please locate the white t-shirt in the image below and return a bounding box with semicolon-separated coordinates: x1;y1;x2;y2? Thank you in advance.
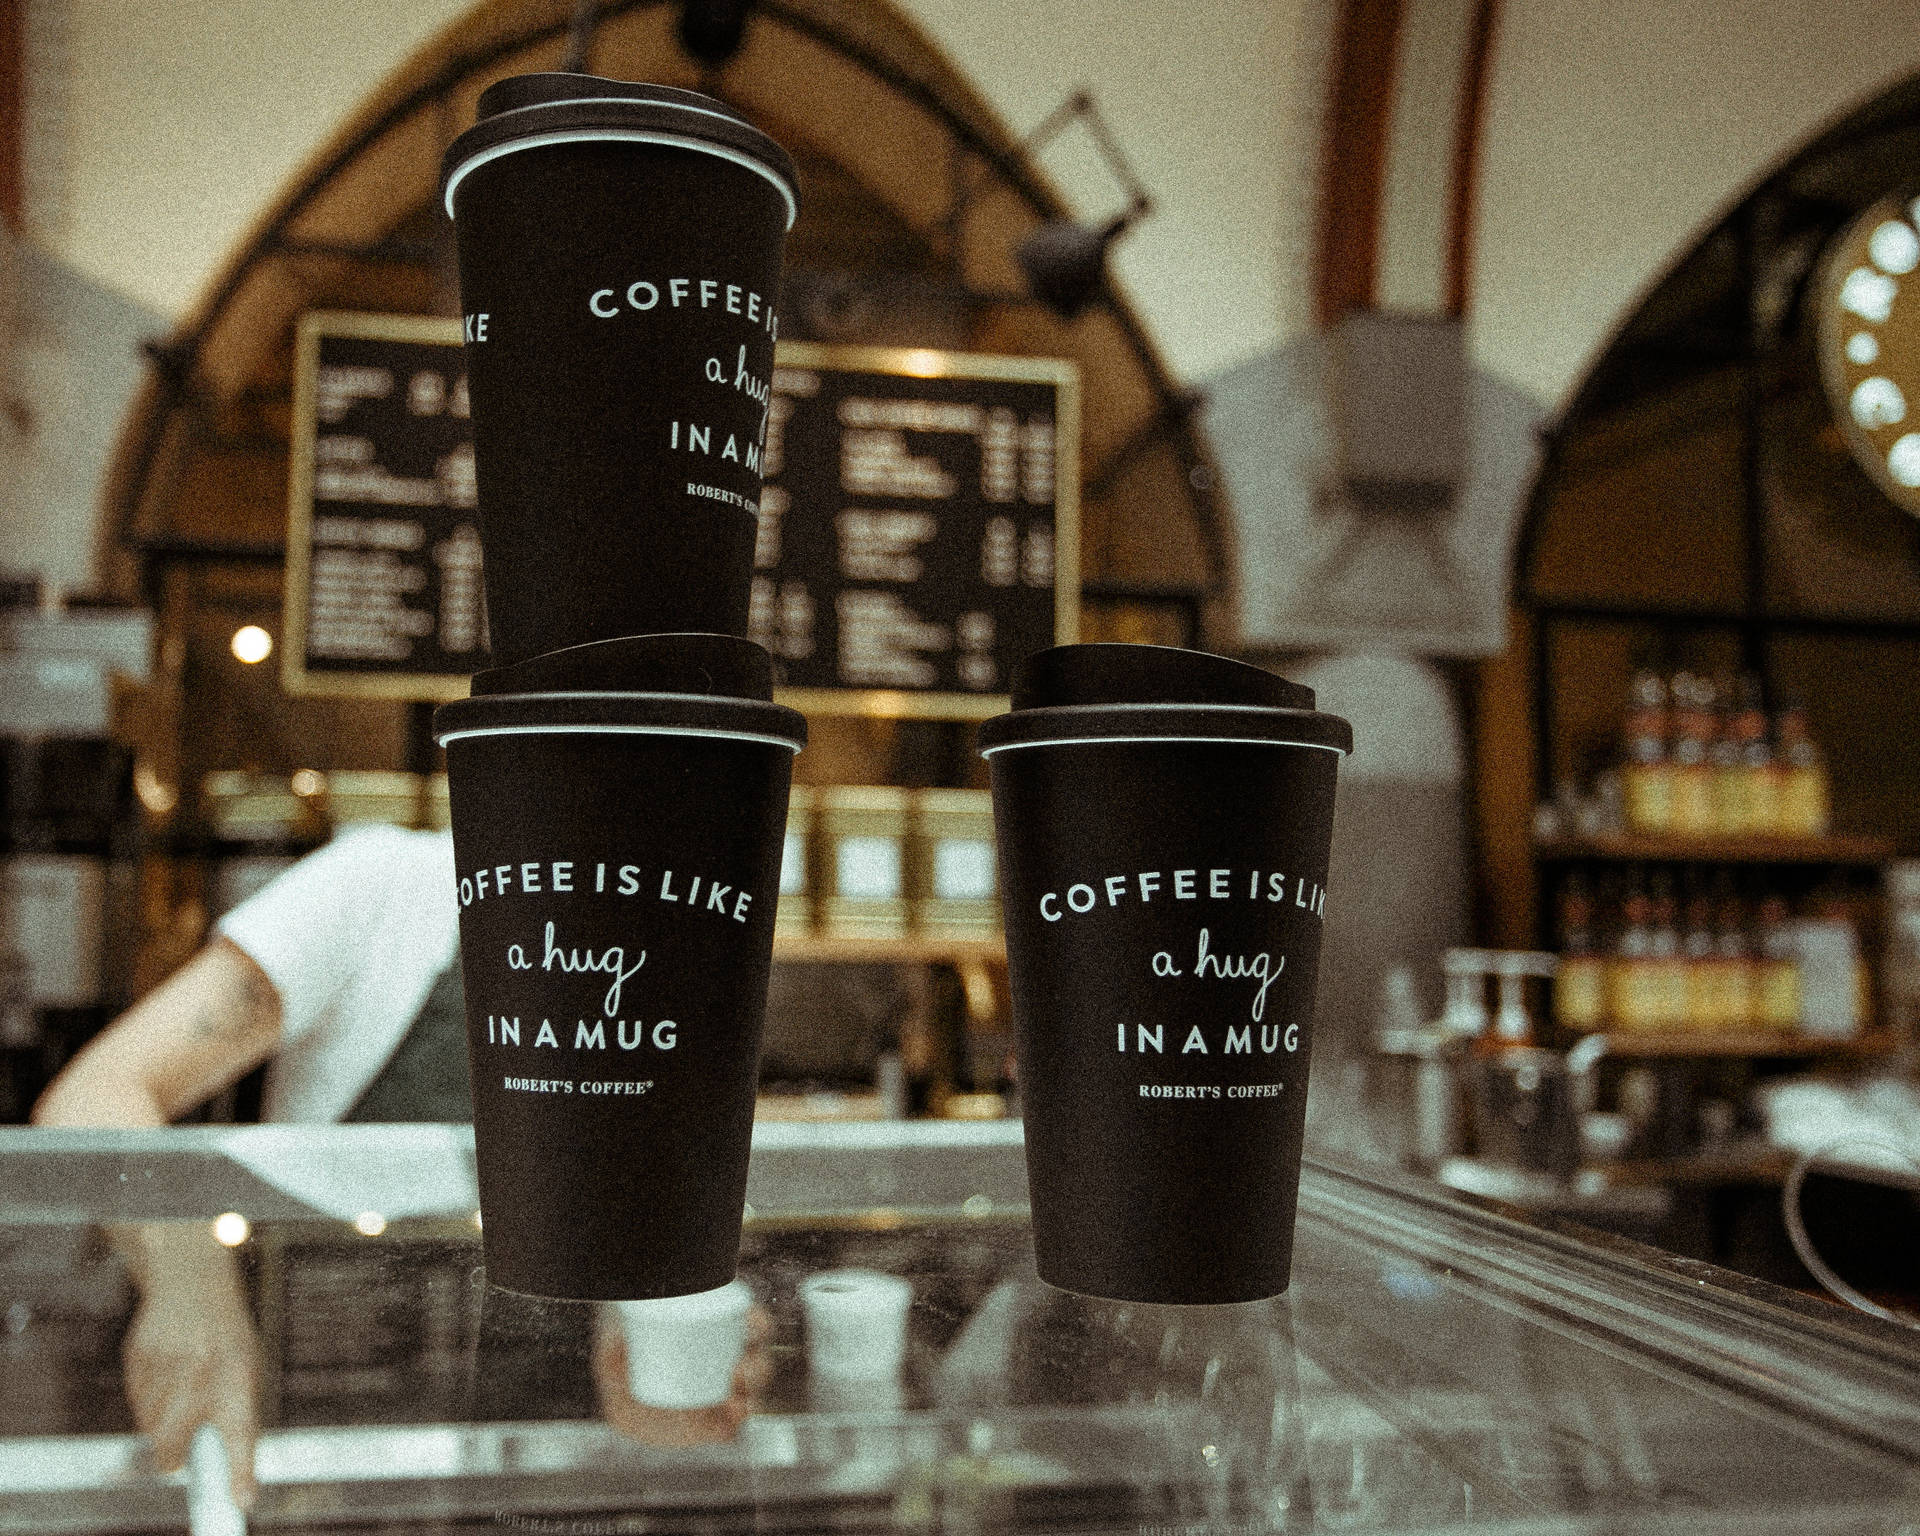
217;825;459;1122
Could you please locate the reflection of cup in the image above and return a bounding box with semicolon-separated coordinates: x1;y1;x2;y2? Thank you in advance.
800;1268;913;1394
978;645;1352;1305
615;1279;753;1409
435;638;805;1299
187;1425;245;1536
441;73;800;666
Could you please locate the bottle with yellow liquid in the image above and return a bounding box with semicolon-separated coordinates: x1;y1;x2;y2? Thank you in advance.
1775;699;1830;837
1621;669;1674;835
1554;873;1606;1033
1682;885;1725;1031
1610;880;1656;1030
1715;876;1755;1030
1646;873;1689;1029
1712;672;1766;833
1667;672;1717;838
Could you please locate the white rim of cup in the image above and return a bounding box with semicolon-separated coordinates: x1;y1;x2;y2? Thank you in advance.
444;127;799;226
979;735;1348;757
437;722;804;753
800;1269;914;1306
616;1277;754;1318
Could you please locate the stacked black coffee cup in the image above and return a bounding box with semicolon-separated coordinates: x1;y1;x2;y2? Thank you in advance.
434;74;806;1300
436;72;1358;1310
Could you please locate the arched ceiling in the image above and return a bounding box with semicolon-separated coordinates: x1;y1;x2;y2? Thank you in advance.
101;0;1224;624
1520;71;1920;624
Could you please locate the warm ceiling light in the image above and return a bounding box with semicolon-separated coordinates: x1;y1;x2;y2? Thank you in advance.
353;1211;387;1237
212;1212;250;1246
230;625;273;664
900;350;945;378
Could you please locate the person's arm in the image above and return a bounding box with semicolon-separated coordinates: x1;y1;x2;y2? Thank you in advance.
33;937;282;1510
32;935;282;1127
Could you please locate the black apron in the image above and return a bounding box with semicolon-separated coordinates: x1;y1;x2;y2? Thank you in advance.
341;962;474;1123
339;962;594;1421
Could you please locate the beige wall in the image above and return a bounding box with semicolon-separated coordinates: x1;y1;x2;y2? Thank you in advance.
33;1;1920;414
35;0;1323;386
1375;0;1475;316
47;0;468;318
1471;0;1920;407
906;0;1328;380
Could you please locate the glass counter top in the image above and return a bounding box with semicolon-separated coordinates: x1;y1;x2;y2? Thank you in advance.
1;1122;1917;1533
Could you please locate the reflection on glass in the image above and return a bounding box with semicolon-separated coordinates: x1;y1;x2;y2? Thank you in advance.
4;1141;1919;1530
929;1275;1307;1531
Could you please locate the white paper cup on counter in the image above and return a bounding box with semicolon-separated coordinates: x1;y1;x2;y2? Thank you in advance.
800;1268;912;1395
614;1279;754;1409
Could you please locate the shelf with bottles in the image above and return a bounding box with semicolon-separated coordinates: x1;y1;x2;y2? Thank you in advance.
773;785;1004;963
1548;863;1886;1051
1534;666;1843;848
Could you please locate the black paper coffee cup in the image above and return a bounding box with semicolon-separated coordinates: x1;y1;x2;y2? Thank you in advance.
977;644;1352;1305
441;75;799;666
434;640;805;1299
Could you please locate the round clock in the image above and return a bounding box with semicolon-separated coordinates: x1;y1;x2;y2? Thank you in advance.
1818;190;1920;516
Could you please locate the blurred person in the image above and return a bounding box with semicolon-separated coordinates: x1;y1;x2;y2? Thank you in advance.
34;823;763;1506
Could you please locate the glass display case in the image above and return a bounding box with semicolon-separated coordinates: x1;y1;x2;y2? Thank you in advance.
2;1120;1918;1532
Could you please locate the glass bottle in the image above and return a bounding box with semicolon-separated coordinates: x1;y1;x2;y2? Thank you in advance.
1776;696;1830;837
1716;873;1754;1031
1756;889;1801;1031
1668;672;1717;837
1621;669;1673;836
1554;871;1606;1033
1682;879;1721;1031
1732;674;1776;835
1647;870;1688;1029
1810;882;1873;1034
1703;674;1746;834
1611;875;1653;1031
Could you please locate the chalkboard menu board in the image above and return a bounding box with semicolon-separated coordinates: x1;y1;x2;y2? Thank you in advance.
285;319;1078;714
756;343;1078;717
284;312;475;699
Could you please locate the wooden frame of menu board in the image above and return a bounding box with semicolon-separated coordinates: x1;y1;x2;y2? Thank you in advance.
763;343;1079;720
282;310;472;701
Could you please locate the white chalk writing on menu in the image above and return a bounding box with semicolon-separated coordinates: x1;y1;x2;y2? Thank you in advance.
749;362;1063;699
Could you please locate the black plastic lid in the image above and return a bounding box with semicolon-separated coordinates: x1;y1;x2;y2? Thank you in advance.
1011;643;1314;711
470;632;772;700
978;643;1351;756
434;688;805;753
441;72;799;226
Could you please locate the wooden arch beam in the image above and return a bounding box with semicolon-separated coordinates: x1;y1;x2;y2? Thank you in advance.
1316;0;1403;327
1316;0;1502;323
